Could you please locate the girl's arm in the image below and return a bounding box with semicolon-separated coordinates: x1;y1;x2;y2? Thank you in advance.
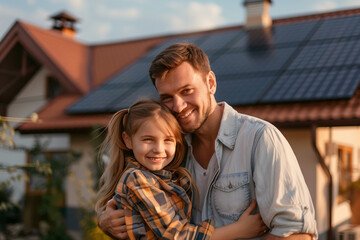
119;169;215;240
211;200;268;240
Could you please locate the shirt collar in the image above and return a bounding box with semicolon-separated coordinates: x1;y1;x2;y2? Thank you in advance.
126;160;172;180
216;102;239;150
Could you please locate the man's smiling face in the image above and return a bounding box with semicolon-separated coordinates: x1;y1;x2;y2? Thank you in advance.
155;61;215;133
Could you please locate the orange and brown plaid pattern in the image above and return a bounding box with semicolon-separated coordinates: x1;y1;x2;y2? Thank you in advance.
114;162;215;240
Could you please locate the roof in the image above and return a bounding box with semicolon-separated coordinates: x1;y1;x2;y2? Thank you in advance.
67;8;360;121
17;94;113;133
235;86;360;127
89;37;166;89
11;7;360;132
0;21;89;94
0;20;169;132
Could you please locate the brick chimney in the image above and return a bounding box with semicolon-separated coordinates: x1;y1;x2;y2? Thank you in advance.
50;11;78;38
243;0;273;50
244;0;272;29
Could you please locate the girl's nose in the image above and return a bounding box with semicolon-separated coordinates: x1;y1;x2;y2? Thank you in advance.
153;141;164;152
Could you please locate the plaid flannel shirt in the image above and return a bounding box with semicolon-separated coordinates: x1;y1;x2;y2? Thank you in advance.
114;162;215;240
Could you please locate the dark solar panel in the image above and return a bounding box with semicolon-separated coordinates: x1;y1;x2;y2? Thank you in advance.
67;86;130;113
288;39;360;70
197;30;243;52
145;35;205;58
311;15;360;40
107;60;151;85
229;21;317;50
215;76;275;105
68;13;360;114
261;67;360;103
272;21;318;44
111;83;159;110
212;47;296;76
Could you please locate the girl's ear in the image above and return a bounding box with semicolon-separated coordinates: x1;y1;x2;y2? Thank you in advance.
122;132;132;149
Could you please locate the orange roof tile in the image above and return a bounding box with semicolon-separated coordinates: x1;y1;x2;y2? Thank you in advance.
90;38;166;89
17;94;113;133
19;21;89;93
235;87;360;127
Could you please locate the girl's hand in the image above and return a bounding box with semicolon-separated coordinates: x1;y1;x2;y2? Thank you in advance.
234;200;269;238
211;200;269;240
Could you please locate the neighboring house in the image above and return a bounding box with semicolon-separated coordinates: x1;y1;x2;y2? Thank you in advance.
1;1;360;239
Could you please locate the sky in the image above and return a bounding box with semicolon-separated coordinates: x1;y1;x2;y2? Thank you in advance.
1;0;360;44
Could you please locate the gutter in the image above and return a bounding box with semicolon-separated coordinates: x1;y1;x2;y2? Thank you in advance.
311;125;333;240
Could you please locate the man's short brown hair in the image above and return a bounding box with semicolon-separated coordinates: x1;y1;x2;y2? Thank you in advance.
149;43;211;85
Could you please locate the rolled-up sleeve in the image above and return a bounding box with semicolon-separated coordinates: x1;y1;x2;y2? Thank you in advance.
253;126;318;238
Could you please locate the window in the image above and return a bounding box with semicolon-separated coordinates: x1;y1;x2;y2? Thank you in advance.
337;145;353;203
46;76;62;99
26;151;67;199
24;151;68;228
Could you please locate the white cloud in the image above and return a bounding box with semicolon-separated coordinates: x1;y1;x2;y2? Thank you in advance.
312;1;337;12
108;8;140;19
168;2;225;32
342;0;360;8
188;2;224;29
95;5;140;20
0;4;23;39
67;0;85;12
97;23;112;37
27;0;36;5
32;8;51;21
0;4;51;37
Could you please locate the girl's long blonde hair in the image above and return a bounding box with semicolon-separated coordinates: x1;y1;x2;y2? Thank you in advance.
95;99;193;216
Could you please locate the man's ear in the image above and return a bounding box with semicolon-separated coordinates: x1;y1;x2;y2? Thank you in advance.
122;132;132;149
207;71;217;95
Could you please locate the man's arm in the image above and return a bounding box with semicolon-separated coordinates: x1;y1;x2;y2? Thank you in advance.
264;233;313;240
98;198;128;239
253;126;318;238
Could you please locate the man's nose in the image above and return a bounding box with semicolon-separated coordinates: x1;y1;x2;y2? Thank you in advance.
172;96;186;113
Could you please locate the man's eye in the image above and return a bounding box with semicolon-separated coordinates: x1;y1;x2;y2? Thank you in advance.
182;89;192;94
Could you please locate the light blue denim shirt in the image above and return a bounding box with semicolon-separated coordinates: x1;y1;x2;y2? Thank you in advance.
185;102;318;239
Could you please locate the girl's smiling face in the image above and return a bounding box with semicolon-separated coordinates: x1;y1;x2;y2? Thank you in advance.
123;117;176;171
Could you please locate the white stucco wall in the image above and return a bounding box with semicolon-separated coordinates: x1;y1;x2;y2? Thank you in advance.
0;67;70;202
66;133;96;208
7;67;49;122
316;126;360;230
281;129;327;233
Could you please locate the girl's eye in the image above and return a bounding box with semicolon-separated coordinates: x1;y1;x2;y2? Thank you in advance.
143;138;153;142
165;138;175;142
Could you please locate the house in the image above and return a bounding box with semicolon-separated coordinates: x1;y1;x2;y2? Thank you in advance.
1;1;360;239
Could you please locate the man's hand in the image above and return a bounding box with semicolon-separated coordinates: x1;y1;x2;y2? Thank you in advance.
98;198;128;239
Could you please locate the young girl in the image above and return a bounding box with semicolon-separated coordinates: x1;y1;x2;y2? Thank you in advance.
95;99;267;240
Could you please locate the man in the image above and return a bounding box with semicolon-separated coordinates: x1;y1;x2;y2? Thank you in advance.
98;43;318;239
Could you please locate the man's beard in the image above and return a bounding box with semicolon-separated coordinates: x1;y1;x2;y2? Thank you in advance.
186;94;212;133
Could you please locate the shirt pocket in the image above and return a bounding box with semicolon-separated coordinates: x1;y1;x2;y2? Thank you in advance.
212;172;251;221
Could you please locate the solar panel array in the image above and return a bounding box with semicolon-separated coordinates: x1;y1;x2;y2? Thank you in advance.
67;14;360;114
